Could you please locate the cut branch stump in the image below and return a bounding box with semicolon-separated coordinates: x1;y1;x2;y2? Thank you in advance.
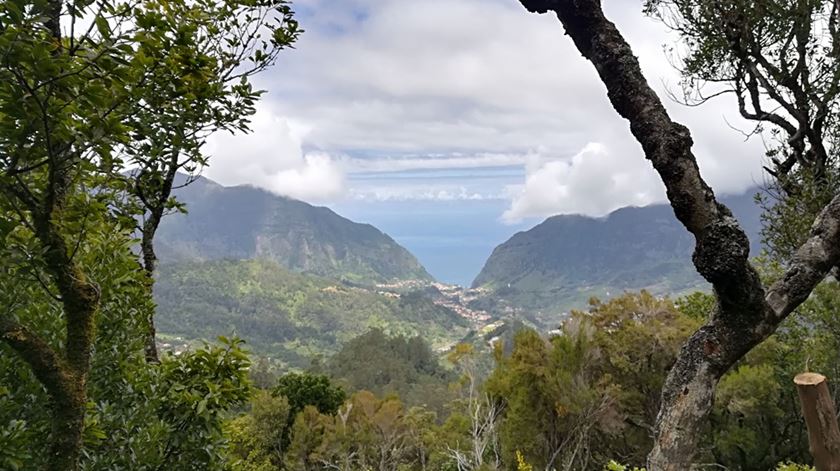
795;372;840;471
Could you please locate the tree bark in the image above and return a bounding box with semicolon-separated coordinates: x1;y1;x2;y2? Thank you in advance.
136;158;180;363
141;213;161;363
49;377;87;471
516;0;840;468
0;315;84;470
1;239;99;471
795;373;840;471
36;221;100;471
1;158;101;471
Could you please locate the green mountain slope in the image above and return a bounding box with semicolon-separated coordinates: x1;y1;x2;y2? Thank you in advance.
154;259;470;367
155;176;432;284
473;190;762;320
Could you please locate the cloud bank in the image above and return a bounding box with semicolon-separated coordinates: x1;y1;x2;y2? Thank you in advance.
204;107;344;202
204;0;769;217
502;143;664;222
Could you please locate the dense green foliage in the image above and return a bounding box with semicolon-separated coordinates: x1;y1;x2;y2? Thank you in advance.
222;289;838;470
275;373;347;420
229;372;407;471
324;329;456;414
0;229;254;469
154;259;470;366
227;390;292;470
486;292;700;469
0;0;298;465
230;360;467;471
757;168;840;262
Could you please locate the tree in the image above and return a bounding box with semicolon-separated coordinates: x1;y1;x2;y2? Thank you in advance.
0;0;298;467
447;343;503;471
578;292;700;466
326;329;455;414
0;218;150;469
275;372;348;419
647;0;839;193
273;372;347;459
286;390;422;471
643;0;840;265
486;327;618;470
516;1;840;469
712;363;797;468
122;0;300;362
151;338;253;468
250;357;278;390
227;390;291;469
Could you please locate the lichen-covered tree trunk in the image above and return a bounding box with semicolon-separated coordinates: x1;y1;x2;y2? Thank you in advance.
516;0;840;468
0;253;99;471
1;155;101;470
36;193;101;470
141;214;161;362
49;377;87;471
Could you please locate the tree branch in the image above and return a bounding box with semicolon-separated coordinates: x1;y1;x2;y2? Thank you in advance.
517;1;840;468
0;312;72;401
737;74;798;136
766;194;840;320
520;0;759;296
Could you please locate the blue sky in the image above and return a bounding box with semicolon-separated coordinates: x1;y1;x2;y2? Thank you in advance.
202;0;770;285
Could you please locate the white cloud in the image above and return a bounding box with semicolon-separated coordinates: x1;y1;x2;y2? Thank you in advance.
204;106;345;202
226;0;771;212
266;0;605;155
502;137;765;223
349;185;497;202
502;143;665;223
270;153;345;201
342;153;528;173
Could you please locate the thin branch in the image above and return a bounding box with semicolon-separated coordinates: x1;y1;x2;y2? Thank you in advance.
664;84;735;107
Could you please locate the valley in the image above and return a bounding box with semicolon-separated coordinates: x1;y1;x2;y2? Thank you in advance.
5;1;837;468
154;260;473;367
152;175;764;368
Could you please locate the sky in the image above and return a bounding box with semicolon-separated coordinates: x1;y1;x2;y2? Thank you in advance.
202;0;770;286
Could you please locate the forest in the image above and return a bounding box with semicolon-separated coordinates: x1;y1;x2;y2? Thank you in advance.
227;286;840;471
1;0;840;469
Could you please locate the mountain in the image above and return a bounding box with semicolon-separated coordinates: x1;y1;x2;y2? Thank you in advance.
472;190;763;322
154;259;471;367
155;176;432;283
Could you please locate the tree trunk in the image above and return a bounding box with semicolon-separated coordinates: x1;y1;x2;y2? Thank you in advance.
515;1;840;468
795;373;840;471
0;1;102;468
136;160;181;363
141;214;161;363
49;378;86;471
1;271;97;471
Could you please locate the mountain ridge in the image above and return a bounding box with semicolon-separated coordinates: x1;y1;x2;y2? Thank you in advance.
155;175;433;284
472;189;764;321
